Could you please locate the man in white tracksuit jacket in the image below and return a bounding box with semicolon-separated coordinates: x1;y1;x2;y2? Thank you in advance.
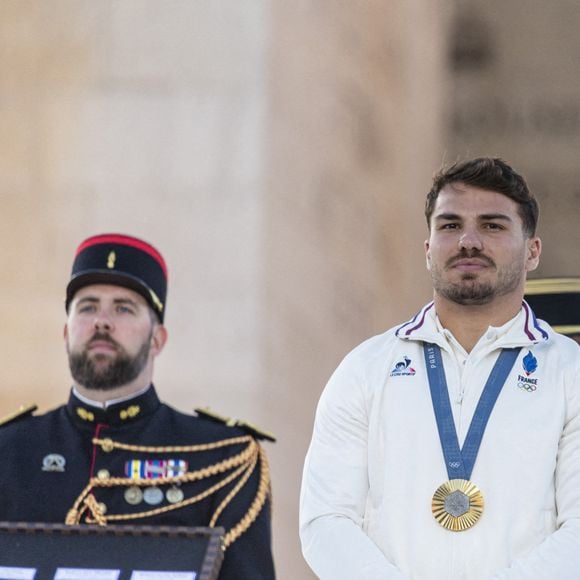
300;157;580;579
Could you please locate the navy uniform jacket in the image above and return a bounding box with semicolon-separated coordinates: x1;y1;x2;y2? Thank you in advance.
0;386;275;579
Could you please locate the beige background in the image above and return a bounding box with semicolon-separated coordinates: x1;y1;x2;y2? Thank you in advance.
1;2;578;579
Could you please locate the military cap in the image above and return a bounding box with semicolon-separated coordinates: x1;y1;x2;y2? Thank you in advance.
65;233;168;322
525;277;580;337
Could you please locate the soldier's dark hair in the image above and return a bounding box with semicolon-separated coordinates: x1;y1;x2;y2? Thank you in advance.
425;157;539;237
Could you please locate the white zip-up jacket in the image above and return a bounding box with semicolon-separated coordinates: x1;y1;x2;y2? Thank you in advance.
300;302;580;579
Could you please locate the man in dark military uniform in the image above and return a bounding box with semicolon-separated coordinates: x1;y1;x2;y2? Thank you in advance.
0;233;275;579
525;277;580;344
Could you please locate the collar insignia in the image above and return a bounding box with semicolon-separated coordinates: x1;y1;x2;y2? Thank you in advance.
76;407;95;422
119;405;140;420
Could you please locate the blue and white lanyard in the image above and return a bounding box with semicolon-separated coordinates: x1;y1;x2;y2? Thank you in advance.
423;343;521;481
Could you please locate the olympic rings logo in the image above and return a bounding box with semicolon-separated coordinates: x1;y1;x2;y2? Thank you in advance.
517;382;537;392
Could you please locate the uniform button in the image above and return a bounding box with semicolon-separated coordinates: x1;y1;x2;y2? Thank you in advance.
98;502;107;514
101;438;114;453
97;469;111;480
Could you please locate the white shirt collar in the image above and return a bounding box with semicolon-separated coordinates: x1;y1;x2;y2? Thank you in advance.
72;384;152;409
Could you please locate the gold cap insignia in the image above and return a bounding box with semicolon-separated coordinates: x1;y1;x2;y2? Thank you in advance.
107;251;116;269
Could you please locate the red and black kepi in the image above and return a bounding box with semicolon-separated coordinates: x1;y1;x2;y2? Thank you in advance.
66;233;168;322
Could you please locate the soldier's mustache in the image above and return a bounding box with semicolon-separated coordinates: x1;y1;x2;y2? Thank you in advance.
87;332;121;350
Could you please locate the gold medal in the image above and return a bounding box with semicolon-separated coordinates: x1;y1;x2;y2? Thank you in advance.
432;479;484;531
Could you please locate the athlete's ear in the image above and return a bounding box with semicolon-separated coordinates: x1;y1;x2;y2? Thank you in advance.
425;240;432;271
525;237;541;273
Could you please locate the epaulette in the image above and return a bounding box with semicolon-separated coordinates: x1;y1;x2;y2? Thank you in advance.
194;407;276;443
0;404;37;427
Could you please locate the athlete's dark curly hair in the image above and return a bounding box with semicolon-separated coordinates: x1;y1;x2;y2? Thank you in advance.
425;157;539;237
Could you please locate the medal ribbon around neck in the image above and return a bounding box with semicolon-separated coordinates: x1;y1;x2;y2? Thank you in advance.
423;343;521;531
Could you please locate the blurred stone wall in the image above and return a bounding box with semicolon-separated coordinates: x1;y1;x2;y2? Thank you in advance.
0;0;270;411
0;0;276;564
446;0;580;276
263;2;446;576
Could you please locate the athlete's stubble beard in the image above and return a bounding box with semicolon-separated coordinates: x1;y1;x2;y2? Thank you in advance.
429;248;526;306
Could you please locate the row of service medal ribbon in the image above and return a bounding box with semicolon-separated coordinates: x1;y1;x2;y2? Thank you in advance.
123;459;188;506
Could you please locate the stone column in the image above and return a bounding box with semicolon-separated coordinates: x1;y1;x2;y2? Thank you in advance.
264;2;447;576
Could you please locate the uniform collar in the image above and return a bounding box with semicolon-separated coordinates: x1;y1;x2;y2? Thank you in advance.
395;300;550;350
67;384;161;428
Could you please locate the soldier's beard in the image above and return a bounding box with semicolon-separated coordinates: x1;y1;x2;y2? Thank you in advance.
67;331;152;391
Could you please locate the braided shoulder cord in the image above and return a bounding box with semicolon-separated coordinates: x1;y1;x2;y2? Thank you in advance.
209;450;258;527
64;437;273;550
66;437;257;523
223;445;272;548
93;434;253;454
84;459;253;524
